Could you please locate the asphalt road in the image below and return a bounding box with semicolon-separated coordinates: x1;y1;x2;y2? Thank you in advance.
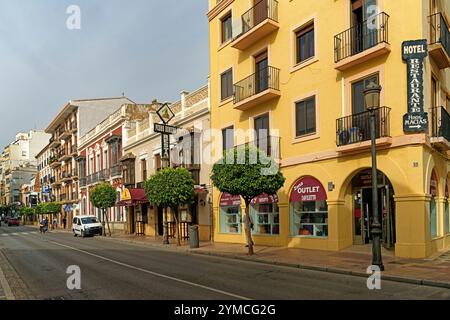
0;225;449;300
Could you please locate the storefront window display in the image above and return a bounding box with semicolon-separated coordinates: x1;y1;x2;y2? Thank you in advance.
290;176;328;238
219;193;242;234
250;194;279;235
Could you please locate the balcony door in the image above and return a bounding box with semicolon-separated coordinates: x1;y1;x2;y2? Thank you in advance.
255;51;269;94
351;0;377;55
253;0;269;28
351;74;380;140
254;113;270;155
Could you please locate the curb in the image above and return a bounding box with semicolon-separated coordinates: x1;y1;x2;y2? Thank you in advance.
92;235;450;290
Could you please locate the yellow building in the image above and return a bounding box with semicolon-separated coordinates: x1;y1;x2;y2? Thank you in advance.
208;0;450;258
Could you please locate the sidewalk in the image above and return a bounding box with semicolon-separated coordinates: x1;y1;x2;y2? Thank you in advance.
100;233;450;289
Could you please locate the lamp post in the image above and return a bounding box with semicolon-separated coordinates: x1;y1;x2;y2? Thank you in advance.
150;99;172;245
364;81;384;271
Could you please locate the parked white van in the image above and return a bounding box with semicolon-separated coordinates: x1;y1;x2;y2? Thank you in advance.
73;215;103;237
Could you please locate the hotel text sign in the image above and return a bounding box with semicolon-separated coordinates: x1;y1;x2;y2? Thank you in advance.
402;40;428;133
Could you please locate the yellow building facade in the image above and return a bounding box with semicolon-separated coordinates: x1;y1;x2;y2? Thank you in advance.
208;0;450;258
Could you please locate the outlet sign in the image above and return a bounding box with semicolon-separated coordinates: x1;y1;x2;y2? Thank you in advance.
402;40;428;133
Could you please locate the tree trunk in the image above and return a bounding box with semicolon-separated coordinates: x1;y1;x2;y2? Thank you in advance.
173;207;181;246
102;210;106;236
244;199;254;255
104;208;112;237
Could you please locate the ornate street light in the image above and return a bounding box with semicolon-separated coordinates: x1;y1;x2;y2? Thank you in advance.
364;81;384;271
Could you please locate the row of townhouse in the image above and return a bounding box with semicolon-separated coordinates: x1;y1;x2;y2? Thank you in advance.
31;85;211;240
0;130;50;211
207;0;450;258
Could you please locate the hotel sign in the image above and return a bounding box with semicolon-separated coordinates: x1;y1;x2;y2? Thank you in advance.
402;40;428;133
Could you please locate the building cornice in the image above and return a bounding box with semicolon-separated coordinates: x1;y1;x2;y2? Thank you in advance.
207;0;234;21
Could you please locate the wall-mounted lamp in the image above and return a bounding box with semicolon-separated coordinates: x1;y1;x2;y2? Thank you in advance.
328;182;335;192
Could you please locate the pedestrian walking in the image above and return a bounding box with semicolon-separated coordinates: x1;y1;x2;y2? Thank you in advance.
52;217;57;230
63;217;67;230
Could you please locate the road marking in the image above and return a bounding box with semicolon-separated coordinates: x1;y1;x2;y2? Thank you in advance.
0;258;15;300
46;239;251;300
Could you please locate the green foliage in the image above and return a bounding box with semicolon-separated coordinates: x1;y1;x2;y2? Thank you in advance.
0;205;8;215
35;202;62;214
91;183;117;210
20;207;34;216
211;145;286;204
144;167;195;210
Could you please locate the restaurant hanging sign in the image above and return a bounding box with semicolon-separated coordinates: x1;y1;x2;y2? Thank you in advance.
402;39;428;133
290;176;327;202
220;193;241;207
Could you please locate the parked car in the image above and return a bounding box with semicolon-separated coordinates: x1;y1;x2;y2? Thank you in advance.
72;216;103;238
7;217;20;227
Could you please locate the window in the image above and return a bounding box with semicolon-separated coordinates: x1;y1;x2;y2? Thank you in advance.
220;206;241;234
222;126;234;152
291;201;328;237
141;158;147;181
295;97;316;137
155;154;161;171
221;69;233;101
352;74;379;114
250;203;279;235
221;13;232;43
103;150;108;169
431;76;438;109
296;23;315;64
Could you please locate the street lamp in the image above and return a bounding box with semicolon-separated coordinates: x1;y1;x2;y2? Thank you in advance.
364;81;384;271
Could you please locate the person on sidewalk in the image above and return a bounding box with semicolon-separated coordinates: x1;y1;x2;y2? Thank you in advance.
52;217;57;230
244;213;254;248
62;217;67;230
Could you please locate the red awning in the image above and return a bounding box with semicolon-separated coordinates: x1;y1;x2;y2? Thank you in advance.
220;193;241;207
117;188;148;207
290;176;327;202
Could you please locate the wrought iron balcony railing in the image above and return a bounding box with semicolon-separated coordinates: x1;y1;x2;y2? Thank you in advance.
234;66;280;104
110;164;121;177
334;12;390;63
429;13;450;58
336;107;391;147
432;106;450;142
236;0;278;38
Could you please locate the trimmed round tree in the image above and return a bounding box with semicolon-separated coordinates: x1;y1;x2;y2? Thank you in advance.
144;167;195;246
91;183;117;236
211;145;285;255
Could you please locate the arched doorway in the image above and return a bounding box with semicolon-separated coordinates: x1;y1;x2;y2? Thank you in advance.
351;169;396;249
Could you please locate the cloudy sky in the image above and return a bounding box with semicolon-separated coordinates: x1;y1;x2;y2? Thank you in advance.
0;0;209;147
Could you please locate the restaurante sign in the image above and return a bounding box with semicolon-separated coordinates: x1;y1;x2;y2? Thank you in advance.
402;39;428;133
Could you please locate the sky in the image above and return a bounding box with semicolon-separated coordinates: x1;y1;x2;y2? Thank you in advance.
0;0;210;147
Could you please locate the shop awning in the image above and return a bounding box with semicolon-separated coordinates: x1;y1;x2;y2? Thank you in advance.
290;176;327;202
251;193;278;205
117;188;148;207
195;185;208;194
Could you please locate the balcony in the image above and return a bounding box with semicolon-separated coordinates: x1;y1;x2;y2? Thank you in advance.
59;152;72;162
233;66;280;110
49;157;61;168
336;107;391;152
231;0;279;51
234;135;280;160
60;172;72;182
49;137;61;149
79;177;87;188
70;145;77;156
431;106;450;150
110;164;121;178
99;169;109;182
429;13;450;69
334;12;390;71
60;127;71;141
60;194;67;202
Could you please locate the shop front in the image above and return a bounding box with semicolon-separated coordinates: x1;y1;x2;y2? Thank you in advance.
250;194;279;236
351;169;396;249
289;176;328;239
219;193;242;235
119;188;148;235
